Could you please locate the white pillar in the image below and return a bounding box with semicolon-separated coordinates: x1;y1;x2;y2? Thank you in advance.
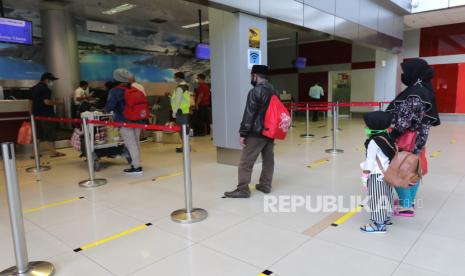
374;50;401;103
41;9;79;119
209;8;267;165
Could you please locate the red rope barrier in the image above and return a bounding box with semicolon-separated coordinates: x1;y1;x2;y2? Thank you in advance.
34;116;82;123
87;119;181;132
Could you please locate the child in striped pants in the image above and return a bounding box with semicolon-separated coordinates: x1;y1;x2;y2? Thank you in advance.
360;111;396;234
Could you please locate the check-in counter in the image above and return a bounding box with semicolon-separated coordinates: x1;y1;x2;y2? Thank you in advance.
0;100;30;143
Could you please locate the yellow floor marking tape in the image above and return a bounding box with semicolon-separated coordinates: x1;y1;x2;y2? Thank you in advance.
451;139;457;144
152;172;183;181
430;150;441;158
73;223;152;252
259;270;273;276
303;212;344;237
356;146;365;152
23;197;85;214
307;158;330;169
249;184;256;190
331;205;363;227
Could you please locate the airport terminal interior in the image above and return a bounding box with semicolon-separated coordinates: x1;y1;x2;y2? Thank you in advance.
1;0;465;275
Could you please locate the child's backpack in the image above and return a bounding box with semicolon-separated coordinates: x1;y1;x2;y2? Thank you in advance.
120;85;149;121
262;95;291;140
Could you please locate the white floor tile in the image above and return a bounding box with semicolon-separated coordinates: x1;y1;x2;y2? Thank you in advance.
0;229;69;269
201;220;309;268
271;238;399;276
392;263;447;276
48;252;114;276
155;209;247;242
44;209;143;249
132;244;261;276
404;233;465;275
316;211;422;261
82;226;192;276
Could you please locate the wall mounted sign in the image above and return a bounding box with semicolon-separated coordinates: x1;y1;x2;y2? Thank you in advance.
249;28;260;49
248;48;261;69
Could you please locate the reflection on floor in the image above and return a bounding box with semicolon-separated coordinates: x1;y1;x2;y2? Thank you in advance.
1;118;464;276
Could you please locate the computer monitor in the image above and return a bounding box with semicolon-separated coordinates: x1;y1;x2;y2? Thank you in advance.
195;43;210;60
294;57;307;68
0;17;33;45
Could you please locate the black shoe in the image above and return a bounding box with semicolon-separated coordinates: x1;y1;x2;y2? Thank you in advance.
255;184;271;194
224;189;250;198
176;147;183;153
140;137;149;143
124;166;143;175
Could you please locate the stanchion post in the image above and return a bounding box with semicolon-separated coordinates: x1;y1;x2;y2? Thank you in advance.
1;143;55;276
325;106;344;155
300;103;314;138
171;124;208;224
290;103;295;128
78;118;107;188
336;101;342;131
26;115;50;173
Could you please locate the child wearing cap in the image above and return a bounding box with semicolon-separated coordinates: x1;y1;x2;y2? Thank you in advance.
360;111;396;233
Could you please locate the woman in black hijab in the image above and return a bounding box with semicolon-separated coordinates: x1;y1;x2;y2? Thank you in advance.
386;58;440;216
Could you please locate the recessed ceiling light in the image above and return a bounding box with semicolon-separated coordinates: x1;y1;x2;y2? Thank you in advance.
182;21;209;29
268;37;291;43
102;3;137;15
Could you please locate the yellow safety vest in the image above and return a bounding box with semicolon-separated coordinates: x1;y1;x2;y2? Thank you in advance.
171;87;190;114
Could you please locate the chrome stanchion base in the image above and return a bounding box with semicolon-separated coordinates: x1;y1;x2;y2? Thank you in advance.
300;134;314;138
0;261;55;276
78;178;107;188
171;208;208;224
25;166;51;173
325;149;344;154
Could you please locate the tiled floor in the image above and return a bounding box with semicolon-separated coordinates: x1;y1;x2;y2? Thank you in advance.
0;118;464;275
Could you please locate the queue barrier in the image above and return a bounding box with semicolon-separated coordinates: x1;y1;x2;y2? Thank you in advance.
27;115;208;224
1;143;55;275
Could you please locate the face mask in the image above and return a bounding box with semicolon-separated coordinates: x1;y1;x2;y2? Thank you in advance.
251;75;257;87
48;81;54;89
365;127;387;138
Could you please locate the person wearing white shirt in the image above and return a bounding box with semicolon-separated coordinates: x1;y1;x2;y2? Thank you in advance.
74;81;90;106
308;83;324;121
360;111;396;234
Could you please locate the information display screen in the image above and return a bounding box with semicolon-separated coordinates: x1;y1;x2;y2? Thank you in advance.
0;17;33;45
195;43;210;60
294;57;307;68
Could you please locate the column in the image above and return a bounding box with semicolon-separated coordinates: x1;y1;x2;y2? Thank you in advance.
40;9;80;119
374;50;401;103
209;8;267;165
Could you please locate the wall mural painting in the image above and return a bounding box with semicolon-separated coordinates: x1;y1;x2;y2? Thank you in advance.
0;9;210;82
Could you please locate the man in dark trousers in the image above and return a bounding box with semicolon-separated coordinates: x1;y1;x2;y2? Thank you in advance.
224;65;278;198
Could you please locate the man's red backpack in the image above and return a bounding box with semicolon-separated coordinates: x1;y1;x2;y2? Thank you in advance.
262;95;291;140
120;85;149;121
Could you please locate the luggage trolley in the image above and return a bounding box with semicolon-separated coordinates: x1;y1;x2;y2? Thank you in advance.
80;112;131;171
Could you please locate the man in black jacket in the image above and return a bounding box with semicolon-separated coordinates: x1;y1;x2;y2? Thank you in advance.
224;65;278;198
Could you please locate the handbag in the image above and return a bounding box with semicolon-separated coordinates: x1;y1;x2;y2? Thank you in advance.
375;136;421;188
17;121;32;145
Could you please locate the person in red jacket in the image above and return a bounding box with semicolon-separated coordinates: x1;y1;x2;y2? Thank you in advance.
194;74;211;136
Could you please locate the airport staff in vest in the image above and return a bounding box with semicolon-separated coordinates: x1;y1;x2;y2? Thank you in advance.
171;71;191;153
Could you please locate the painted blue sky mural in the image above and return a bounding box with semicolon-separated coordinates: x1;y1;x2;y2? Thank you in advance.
0;9;209;82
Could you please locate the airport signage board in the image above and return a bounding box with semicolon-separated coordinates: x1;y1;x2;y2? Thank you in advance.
0;17;33;45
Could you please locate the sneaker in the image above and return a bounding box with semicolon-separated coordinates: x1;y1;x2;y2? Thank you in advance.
384;219;393;226
360;222;387;233
124;166;143;175
255;184;271;194
394;208;415;217
223;189;250;198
